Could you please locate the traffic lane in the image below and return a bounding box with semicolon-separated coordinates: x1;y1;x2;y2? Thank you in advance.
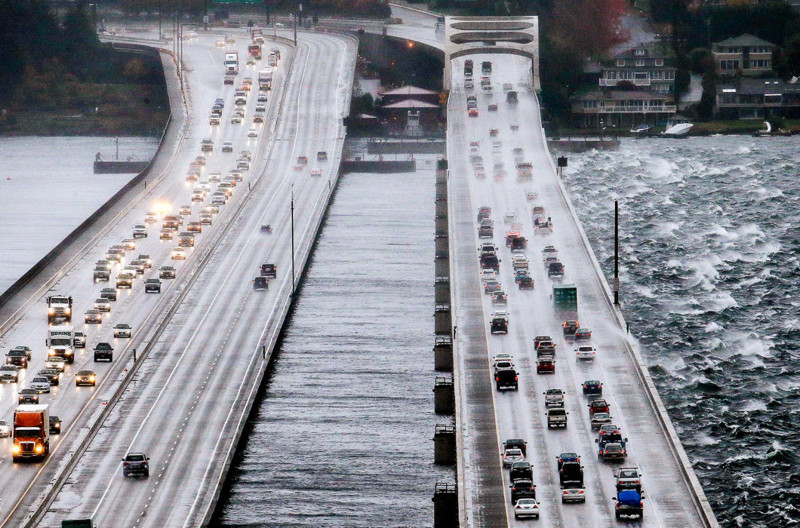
518;88;701;526
447;77;510;527
457;54;705;526
142;35;352;527
62;35;350;524
460;59;631;528
2;37;291;526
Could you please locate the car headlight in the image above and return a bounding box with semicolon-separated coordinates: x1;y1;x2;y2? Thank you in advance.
90;376;96;381
35;444;44;454
48;308;54;314
12;445;20;455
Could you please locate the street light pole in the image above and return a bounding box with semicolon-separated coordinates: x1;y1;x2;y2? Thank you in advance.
291;184;296;296
614;200;620;306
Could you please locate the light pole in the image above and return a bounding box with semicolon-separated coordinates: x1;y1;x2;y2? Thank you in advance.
290;184;296;296
614;200;620;306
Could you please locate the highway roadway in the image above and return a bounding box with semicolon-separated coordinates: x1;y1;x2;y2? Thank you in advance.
447;55;716;527
0;30;354;527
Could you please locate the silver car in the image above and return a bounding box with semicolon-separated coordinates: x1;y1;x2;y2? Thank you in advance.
30;377;51;393
0;420;11;438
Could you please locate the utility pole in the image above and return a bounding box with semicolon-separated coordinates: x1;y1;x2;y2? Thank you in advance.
614;200;620;306
291;184;296;296
158;0;162;38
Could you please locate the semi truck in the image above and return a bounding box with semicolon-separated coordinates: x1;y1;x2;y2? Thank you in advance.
13;404;50;461
224;51;239;73
47;326;75;364
46;294;73;324
258;68;273;91
248;43;262;59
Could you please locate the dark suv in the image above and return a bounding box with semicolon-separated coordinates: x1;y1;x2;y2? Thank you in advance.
122;452;150;478
6;349;28;369
510;479;536;504
260;263;277;278
94;343;114;362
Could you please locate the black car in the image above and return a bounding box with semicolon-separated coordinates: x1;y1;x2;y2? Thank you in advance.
100;287;118;301
122;452;150;478
557;452;581;471
563;320;579;339
510;479;536;504
518;275;534;290
547;261;565;278
583;379;603;396
253;276;268;291
260;263;277;278
94;342;113;362
18;389;39;404
144;278;162;293
510;461;533;482
49;415;62;435
6;349;28;369
38;369;61;385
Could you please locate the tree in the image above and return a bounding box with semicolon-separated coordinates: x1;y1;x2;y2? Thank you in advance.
688;47;713;75
550;0;627;59
675;68;691;100
775;35;800;78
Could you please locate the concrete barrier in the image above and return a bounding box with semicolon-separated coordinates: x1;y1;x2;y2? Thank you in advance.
435;276;450;303
432;481;459;528
434;375;455;414
339;159;415;172
94;160;150;173
434;424;456;464
434;335;454;371
367;140;446;154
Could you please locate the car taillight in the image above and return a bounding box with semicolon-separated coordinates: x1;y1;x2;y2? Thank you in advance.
515;504;521;509
515;376;518;381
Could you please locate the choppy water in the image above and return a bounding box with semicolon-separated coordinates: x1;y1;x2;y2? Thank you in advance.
562;137;800;528
216;164;452;527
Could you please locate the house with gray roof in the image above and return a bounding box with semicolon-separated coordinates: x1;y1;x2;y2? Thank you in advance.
712;34;776;76
716;77;800;119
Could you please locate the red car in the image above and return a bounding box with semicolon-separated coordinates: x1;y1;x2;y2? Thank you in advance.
589;399;610;417
536;359;555;374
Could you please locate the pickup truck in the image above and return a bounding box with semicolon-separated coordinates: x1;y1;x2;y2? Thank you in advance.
495;369;518;391
547;408;568;428
543;388;565;408
614;490;644;520
615;467;643;493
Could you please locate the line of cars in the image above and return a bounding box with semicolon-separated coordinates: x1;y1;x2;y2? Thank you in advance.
464;68;646;521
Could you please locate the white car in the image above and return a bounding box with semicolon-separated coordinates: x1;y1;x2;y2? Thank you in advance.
94;298;112;312
145;211;158;224
208;171;222;182
504;212;517;224
492;353;514;368
0;420;10;438
255;104;266;112
247;128;258;138
591;412;613;430
512;256;529;269
502;447;524;468
171;247;187;260
113;323;132;338
45;356;66;372
310;168;322;177
576;345;597;360
30;377;51;393
479;269;497;283
514;498;540;520
133;224;148;238
222;142;234;153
